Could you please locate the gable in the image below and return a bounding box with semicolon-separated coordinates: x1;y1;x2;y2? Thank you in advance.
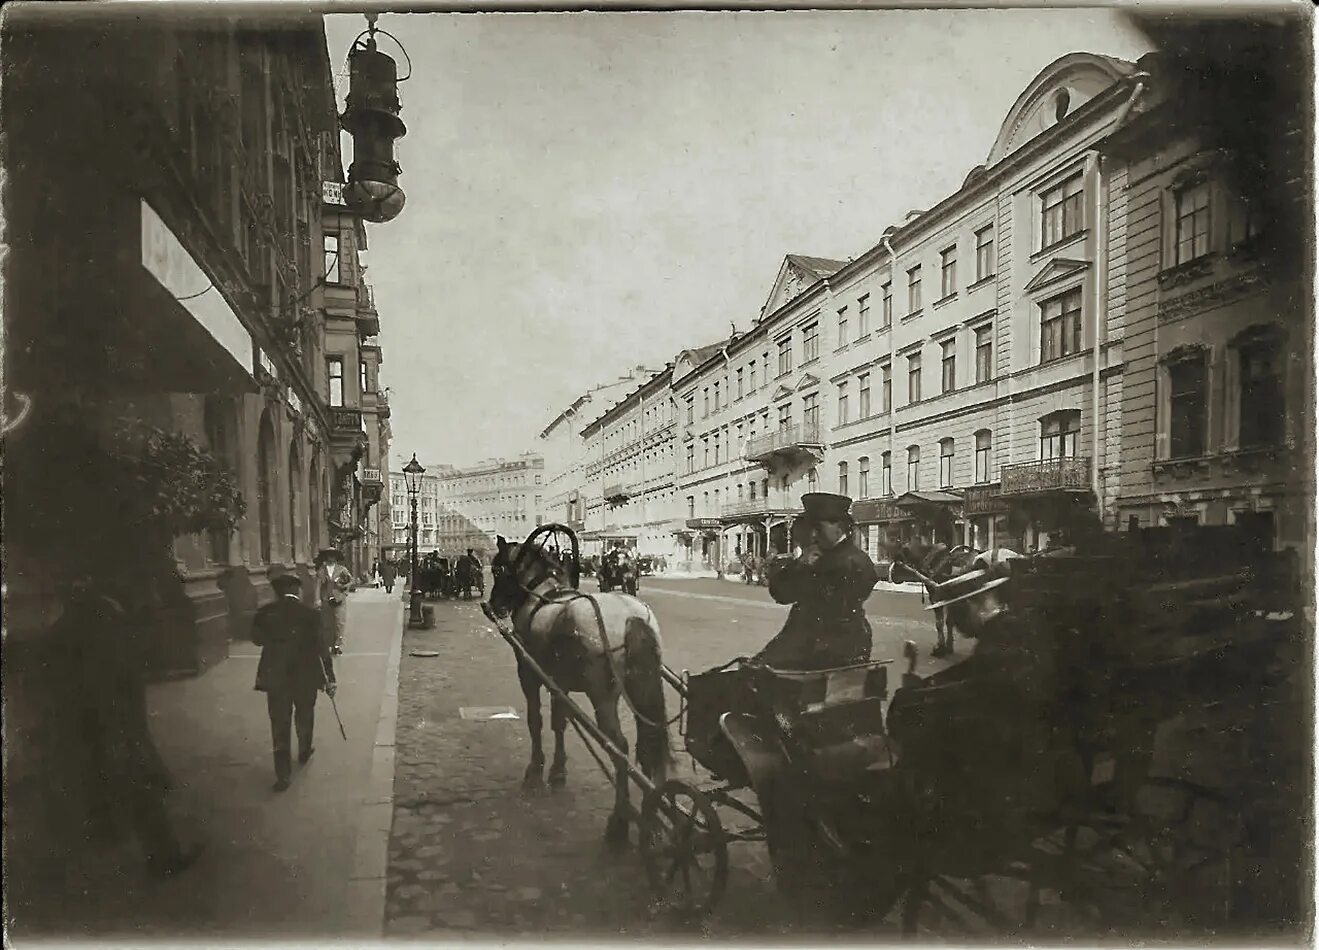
1023;257;1090;295
771;383;794;402
987;53;1133;165
794;373;820;392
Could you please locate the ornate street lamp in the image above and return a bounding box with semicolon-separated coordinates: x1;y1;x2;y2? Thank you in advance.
341;14;410;224
402;453;425;625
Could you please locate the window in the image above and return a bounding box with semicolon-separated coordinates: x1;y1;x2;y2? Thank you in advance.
685;397;694;424
763;352;770;383
714;435;721;465
838;461;849;496
360;359;370;394
837;307;849;347
1175;181;1212;265
941;339;956;393
836;382;849;425
1168;355;1207;458
1040;288;1083;363
1040;411;1080;460
324;233;341;283
907;353;922;403
1041;174;1084;247
777;337;793;376
858;295;870;335
327;357;344;407
907;266;922;313
858;373;871;418
939;438;954;488
748;362;757;392
940;246;957;298
778;404;791;429
881;452;892;496
881;282;893;327
748;481;757;501
1239;342;1284;448
703;388;710;417
858;457;870;499
907;445;920;491
881;363;892;412
808;469;818;492
702;436;710;468
974;430;992;483
736;367;744;399
802;322;820;362
975;325;993;383
803;392;820;431
713;380;722;412
975;225;994;281
686;444;695;474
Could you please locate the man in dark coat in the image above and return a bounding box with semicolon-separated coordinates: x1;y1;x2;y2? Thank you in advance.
49;573;202;877
754;492;879;670
380;559;397;593
253;573;335;791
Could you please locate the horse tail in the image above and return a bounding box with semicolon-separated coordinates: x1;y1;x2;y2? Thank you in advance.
622;611;672;785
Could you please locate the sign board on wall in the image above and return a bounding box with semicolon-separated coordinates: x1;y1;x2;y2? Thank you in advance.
140;199;254;378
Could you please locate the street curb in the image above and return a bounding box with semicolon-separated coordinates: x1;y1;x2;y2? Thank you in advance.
343;594;405;937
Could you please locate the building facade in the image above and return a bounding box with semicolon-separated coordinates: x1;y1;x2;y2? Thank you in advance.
1105;51;1311;551
389;454;545;558
673;54;1142;566
3;11;393;673
580;367;683;559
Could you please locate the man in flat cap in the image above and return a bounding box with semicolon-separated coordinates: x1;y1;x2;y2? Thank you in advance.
755;492;879;670
254;572;335;792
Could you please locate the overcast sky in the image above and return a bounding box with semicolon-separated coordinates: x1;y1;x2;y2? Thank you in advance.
324;10;1151;470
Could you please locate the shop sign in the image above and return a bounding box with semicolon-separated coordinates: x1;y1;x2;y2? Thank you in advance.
962;484;1006;516
852;499;904;523
686;517;722;530
322;181;345;205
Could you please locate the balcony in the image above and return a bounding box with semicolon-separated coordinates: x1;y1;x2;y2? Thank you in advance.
329;407;368;464
721;499;800;523
745;421;825;467
603;482;632;504
356;281;380;336
1000;457;1091;496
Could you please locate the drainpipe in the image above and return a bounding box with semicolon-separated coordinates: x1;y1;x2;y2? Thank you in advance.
1088;75;1148;527
880;230;899;500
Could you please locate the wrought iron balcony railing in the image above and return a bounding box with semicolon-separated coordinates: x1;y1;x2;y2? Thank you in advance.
1000;457;1091;496
745;421;823;463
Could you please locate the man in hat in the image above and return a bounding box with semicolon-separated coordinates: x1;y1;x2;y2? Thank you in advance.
315;548;352;655
253;572;336;792
754;492;879;670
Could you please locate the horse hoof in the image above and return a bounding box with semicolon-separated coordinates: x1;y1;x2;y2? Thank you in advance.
522;771;545;792
548;769;567;789
604;818;630;850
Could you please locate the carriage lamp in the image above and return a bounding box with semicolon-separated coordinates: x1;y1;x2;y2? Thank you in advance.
341;14;410;223
402;453;425;625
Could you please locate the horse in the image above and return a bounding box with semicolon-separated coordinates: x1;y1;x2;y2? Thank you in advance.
454;554;483;600
488;532;672;848
887;539;980;656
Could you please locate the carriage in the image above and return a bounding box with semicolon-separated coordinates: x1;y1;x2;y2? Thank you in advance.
417;554;454;599
486;524;1300;935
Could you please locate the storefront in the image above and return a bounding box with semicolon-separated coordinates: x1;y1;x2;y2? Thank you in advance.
685;518;723;569
851;498;908;565
961;483;1009;551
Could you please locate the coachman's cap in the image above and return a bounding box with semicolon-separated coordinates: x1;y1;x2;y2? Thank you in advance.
271;573;303;595
799;492;853;523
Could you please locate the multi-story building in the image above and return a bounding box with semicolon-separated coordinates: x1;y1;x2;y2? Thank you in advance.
538;367;659;538
675;54;1144;563
321;184;391;577
579;367;682;559
1104;50;1310;551
3;11;404;674
389;454;545;558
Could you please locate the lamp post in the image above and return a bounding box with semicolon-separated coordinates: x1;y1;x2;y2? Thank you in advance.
402;453;425;626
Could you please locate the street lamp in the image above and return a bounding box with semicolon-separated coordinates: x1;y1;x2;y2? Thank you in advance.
402;453;425;626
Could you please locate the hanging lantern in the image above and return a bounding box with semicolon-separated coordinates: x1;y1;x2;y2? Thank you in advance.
341;16;410;223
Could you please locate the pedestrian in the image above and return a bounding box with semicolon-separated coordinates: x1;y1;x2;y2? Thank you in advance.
370;560;381;588
315;548;352;655
380;559;397;594
253;572;336;792
49;568;202;877
754;493;879;670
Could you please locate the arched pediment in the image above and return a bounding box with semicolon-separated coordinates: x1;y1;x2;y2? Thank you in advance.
987;53;1134;166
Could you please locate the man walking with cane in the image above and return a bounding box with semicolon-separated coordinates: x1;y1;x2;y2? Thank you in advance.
315;547;352;656
253;573;336;792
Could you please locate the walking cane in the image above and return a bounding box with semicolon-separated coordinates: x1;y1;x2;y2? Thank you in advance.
320;656;348;741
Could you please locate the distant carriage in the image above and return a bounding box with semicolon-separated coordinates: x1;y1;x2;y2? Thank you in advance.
454;554;484;599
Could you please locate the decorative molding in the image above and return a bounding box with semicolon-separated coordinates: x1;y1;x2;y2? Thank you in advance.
1157;269;1264;324
1228;321;1286;350
1023;257;1089;295
1159;342;1209;367
1157;253;1217;289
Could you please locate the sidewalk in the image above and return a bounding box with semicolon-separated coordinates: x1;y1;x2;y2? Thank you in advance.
7;588;404;943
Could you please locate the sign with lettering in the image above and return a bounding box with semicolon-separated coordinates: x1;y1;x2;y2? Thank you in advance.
322;180;345;205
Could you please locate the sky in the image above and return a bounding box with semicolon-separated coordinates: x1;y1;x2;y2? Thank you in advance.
324;10;1152;470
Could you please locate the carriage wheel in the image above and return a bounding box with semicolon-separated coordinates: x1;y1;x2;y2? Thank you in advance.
640;779;729;917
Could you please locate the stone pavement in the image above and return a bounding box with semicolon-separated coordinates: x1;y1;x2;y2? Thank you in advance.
6;587;404;943
385;598;829;939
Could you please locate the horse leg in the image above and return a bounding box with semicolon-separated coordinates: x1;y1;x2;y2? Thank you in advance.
933;607;948;654
518;661;545;791
548;694;568;788
595;700;631;849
